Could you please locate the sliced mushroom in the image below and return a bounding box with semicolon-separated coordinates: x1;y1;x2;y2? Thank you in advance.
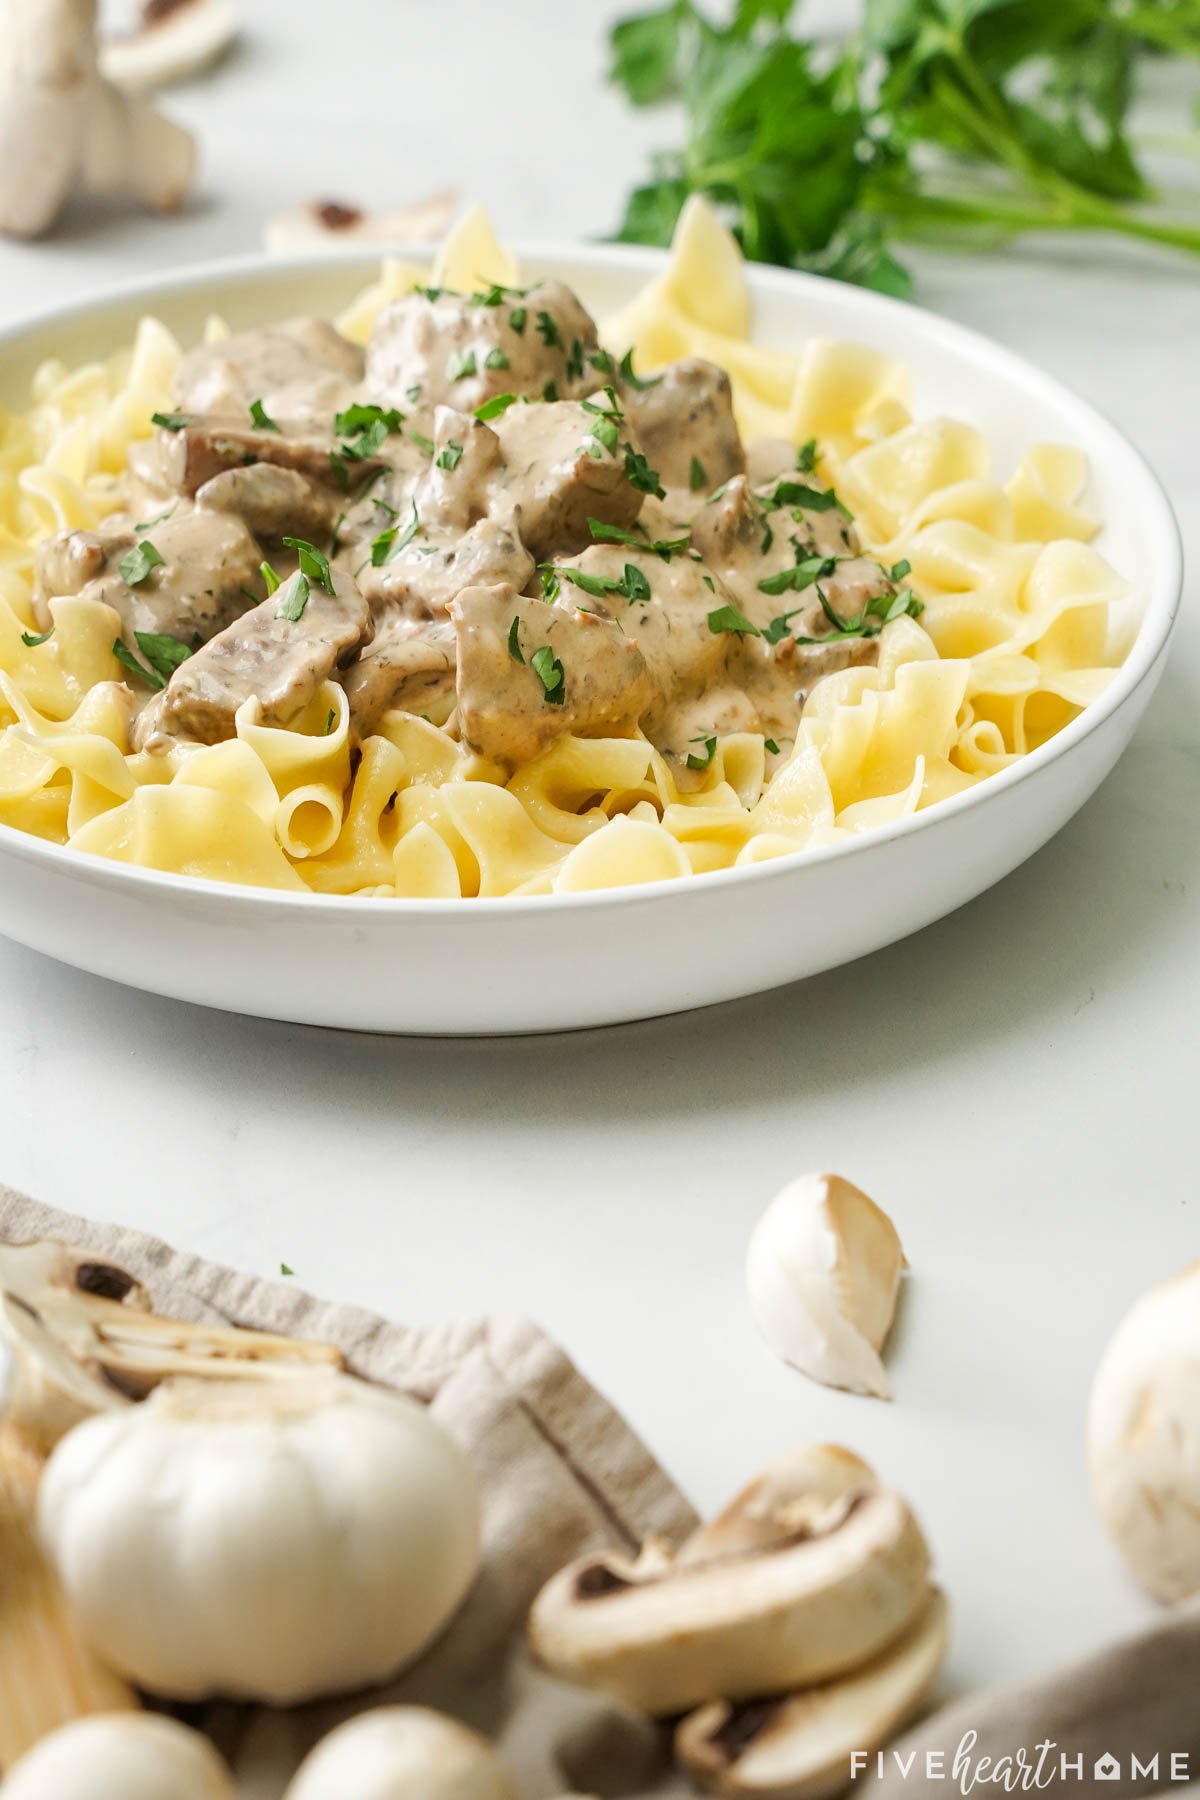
675;1588;950;1798
264;189;457;254
679;1445;878;1566
528;1486;931;1717
0;1238;342;1452
101;0;237;94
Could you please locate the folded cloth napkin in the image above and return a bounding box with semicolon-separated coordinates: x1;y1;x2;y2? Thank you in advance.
3;1188;1195;1800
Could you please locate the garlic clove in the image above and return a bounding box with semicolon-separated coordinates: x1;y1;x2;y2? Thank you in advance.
745;1174;906;1400
264;190;458;255
283;1706;517;1800
1;1712;234;1800
1088;1260;1200;1603
100;0;238;95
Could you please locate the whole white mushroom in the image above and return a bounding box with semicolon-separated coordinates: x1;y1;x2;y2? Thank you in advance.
1;1713;233;1800
38;1368;481;1703
284;1706;518;1800
1089;1261;1200;1602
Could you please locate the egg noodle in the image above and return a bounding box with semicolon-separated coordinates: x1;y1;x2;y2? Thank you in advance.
0;202;1132;899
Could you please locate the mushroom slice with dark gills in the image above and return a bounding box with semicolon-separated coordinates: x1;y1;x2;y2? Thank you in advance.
173;317;363;422
365;279;602;428
674;1589;950;1800
619;357;745;512
527;1484;932;1718
32;506;264;645
451;583;658;769
133;561;372;750
0;1238;342;1456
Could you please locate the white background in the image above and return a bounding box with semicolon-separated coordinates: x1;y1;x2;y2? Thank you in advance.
1;0;1197;1704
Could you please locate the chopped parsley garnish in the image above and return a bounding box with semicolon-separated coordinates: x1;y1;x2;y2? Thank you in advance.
890;558;912;582
112;638;166;689
793;583;924;645
542;379;560;403
276;573;310;622
764;738;781;754
470;282;518;306
796;438;819;474
371;499;419;565
414;284;444;301
707;602;761;639
118;541;165;587
623;443;665;497
762;479;849;518
410;431;435;455
507;616;524;663
689;456;707;492
249;398;280;432
618;348;662;391
20;626;54;647
260;560;281;595
134;503;177;532
281;537;334;595
587;518;688;559
447;348;477;381
531;643;565;704
405;383;422;402
536;310;563;349
135;631;193;683
334;402;403;438
539;565;561;602
436;439;464;471
508;306;527;334
484;346;510;370
565;337;585;383
585;413;619;456
150;411;188;431
475;391;518;421
758;554;837;598
621;562;651;602
686;734;717;771
559;562;651;604
280;1262;294;1277
324;708;336;735
588;348;615;375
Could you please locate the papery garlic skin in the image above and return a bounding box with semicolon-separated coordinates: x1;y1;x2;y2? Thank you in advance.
2;1713;234;1799
745;1173;905;1399
284;1706;518;1800
1089;1261;1200;1603
38;1370;481;1704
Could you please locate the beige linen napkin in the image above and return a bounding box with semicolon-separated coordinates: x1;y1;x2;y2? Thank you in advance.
4;1187;1197;1800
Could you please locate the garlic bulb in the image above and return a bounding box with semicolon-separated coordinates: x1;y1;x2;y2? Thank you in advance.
1089;1261;1200;1602
284;1706;517;1800
745;1172;906;1398
1;1713;234;1799
38;1369;481;1704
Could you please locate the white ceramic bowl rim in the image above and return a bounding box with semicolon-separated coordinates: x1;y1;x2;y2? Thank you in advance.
0;240;1183;922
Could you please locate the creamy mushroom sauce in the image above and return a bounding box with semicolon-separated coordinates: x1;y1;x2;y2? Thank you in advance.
32;281;922;785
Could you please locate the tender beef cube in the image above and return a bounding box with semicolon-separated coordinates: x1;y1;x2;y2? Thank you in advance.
149;417;386;499
420;408;503;531
620;358;744;504
358;516;532;623
689;474;892;634
196;464;339;543
174;319;363;422
134;564;372;750
365;280;602;426
451;582;658;768
489;397;645;560
339;616;458;738
35;508;264;646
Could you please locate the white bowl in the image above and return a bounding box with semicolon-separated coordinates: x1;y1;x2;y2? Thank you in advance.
0;245;1181;1034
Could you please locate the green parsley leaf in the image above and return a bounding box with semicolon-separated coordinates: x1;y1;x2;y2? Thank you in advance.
324;709;336;735
134;631;192;683
249;398;281;432
371;498;420;565
507;616;524;663
795;438;819;474
280;1262;294;1277
530;643;566;704
890;558;912;582
757;554;836;597
276;573;310;622
561;567;622;600
334;403;402;438
118;541;165;587
566;337;585;383
764;737;781;754
134;503;177;532
281;537;334;594
621;562;651;603
447;348;477;381
623;443;665;497
475;392;518;422
410;431;435;455
762;480;843;515
539;565;561;602
542;379;560;403
436;440;464;471
260;560;281;595
508;306;527;335
618;347;663;391
112;637;166;690
20;626;54;647
150;411;189;431
707;602;761;638
689;455;707;492
536;310;563;349
686;734;717;771
484;346;510;370
589;348;615;375
587;518;688;558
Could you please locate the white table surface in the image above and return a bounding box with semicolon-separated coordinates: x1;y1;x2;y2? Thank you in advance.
1;0;1197;1710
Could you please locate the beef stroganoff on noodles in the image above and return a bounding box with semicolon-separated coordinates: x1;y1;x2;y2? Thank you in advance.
0;202;1131;899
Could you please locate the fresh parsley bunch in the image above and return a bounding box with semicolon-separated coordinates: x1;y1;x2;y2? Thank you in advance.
609;0;1200;294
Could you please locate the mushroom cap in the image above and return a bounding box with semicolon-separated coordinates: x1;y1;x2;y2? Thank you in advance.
283;1706;517;1800
675;1588;950;1798
1088;1261;1200;1603
529;1487;931;1717
679;1445;878;1565
100;0;238;94
745;1174;905;1400
1;1713;234;1800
